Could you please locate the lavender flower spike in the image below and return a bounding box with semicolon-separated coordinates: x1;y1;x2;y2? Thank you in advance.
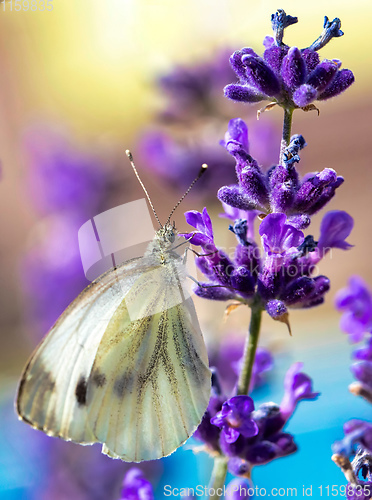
225;11;354;108
335;277;372;343
280;362;319;420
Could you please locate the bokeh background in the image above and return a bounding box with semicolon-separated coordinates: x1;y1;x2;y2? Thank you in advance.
0;0;371;498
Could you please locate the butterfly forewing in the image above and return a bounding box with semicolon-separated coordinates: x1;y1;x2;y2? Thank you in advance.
16;248;211;462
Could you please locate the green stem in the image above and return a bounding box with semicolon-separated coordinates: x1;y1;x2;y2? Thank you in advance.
236;305;263;396
208;456;228;499
279;107;294;165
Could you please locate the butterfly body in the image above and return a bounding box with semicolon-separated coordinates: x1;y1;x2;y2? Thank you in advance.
17;225;211;462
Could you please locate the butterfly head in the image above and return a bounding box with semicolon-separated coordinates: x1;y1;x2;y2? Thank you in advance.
155;223;176;246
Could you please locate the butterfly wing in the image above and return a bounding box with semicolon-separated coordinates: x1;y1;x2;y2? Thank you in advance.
16;255;211;462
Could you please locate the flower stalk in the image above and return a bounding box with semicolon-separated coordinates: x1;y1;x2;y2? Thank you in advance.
237;304;263;395
208;456;228;499
279;107;294;165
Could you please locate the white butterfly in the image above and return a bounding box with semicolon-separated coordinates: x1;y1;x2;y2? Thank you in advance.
16;153;211;462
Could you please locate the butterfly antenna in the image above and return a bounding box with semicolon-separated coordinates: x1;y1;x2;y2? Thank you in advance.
125;149;162;228
165;163;208;225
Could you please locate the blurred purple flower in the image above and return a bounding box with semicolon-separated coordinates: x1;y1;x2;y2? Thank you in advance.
23;126;109;217
157;48;236;122
226;478;252;499
333;421;372;457
280;362;319;420
225;10;354;108
119;468;154;500
138;130;237;192
232;347;274;393
335;277;372;343
21;214;89;336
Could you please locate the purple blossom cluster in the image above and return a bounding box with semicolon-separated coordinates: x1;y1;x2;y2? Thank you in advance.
225;10;354;110
183;200;353;321
193;363;318;475
218;118;347;229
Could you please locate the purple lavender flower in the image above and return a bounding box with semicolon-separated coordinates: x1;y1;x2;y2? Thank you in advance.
335;277;372;343
119;468;154;500
280;362;319;420
184;206;351;318
259;213;303;272
182;207;256;300
225;10;354;109
218;118;345;225
211;396;259;443
195;365;317;475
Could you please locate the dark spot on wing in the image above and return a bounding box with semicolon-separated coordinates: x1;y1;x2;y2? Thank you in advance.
75;376;87;406
92;370;106;387
114;372;135;397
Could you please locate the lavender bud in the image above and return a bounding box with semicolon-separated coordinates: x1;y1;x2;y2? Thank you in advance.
281;47;307;90
218;185;259;211
266;299;287;319
301;49;320;73
195;284;236;301
306;59;338;92
280;277;316;305
224;84;267;103
227;458;251;477
293;83;317;107
317;68;355;100
264;45;288;75
230;48;259;81
239;165;269;207
241;55;281;96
